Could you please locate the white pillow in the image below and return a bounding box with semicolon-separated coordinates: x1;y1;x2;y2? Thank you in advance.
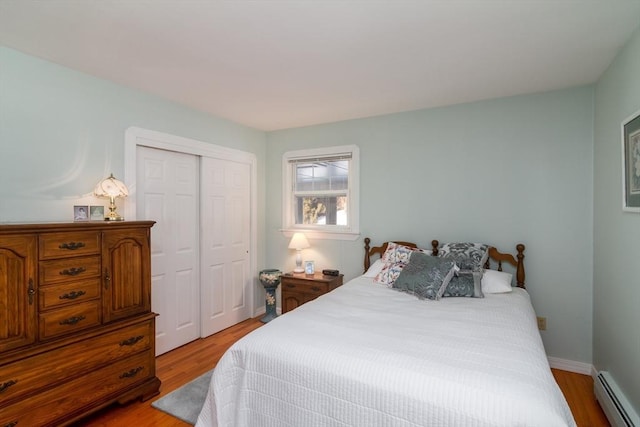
481;270;513;293
363;259;385;278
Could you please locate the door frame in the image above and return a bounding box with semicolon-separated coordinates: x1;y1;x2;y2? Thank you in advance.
123;126;258;318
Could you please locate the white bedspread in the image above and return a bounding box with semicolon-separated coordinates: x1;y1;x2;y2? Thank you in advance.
196;276;576;427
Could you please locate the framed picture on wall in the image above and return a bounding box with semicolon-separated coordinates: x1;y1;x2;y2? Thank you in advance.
622;109;640;212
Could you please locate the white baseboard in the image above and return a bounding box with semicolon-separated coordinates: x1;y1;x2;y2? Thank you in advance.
548;356;593;375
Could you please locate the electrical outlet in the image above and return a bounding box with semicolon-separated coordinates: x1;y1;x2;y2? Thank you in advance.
537;316;547;331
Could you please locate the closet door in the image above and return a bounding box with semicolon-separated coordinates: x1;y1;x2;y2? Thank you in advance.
200;157;252;337
137;146;199;355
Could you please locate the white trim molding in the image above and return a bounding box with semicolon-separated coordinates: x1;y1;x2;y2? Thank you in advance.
547;356;594;375
123;126;259;317
281;144;360;241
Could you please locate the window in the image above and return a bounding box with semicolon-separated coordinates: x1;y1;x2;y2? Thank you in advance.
282;145;359;240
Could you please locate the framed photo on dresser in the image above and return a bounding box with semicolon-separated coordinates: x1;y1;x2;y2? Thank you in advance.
622;109;640;212
90;205;105;221
73;205;89;221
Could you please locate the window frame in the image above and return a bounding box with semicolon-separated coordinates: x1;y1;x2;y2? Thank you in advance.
282;145;360;241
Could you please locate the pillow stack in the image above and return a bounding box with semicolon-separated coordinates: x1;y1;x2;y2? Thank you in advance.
366;241;514;300
372;242;457;301
438;242;515;295
371;242;431;287
438;242;488;298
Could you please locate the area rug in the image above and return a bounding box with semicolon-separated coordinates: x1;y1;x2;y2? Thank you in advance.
151;369;213;425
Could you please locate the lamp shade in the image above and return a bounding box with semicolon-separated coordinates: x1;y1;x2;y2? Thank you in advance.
288;232;310;250
94;173;129;198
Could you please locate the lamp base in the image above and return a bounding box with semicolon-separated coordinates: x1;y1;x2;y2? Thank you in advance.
105;200;124;221
294;250;304;273
104;211;124;221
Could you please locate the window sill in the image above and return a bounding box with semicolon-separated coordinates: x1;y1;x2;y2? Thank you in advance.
280;229;360;241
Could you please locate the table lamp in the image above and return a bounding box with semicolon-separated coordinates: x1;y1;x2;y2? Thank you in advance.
288;232;310;273
94;173;129;221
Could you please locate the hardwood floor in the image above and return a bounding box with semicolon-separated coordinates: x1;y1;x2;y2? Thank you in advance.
79;316;609;427
552;368;610;427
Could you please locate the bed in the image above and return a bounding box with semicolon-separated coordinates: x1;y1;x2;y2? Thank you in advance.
196;238;576;427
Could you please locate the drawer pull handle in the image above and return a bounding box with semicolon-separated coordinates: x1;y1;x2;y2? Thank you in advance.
119;366;144;379
59;315;86;326
28;279;35;305
120;335;144;346
4;421;18;427
59;241;86;251
0;379;17;393
60;267;86;276
286;284;295;288
59;290;86;300
311;286;321;292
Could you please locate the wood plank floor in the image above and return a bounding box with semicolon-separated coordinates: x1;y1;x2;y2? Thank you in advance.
79;316;610;427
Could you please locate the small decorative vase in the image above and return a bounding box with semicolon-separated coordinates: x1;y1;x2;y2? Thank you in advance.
259;268;282;323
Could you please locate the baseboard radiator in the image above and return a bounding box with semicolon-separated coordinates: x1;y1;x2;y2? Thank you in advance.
595;371;639;427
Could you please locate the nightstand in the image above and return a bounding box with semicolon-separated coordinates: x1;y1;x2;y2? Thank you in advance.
281;272;344;313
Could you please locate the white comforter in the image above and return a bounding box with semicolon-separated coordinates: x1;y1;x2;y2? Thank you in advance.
196;276;576;427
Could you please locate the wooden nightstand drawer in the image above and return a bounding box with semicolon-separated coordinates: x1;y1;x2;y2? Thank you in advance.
281;272;343;313
39;255;101;284
282;279;330;295
39;231;101;259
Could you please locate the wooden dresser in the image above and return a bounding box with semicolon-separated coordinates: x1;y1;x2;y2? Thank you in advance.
281;272;343;313
0;221;159;427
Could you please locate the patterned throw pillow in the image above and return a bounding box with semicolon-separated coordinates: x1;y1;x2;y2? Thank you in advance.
392;252;456;300
438;242;489;271
381;242;431;264
442;271;484;298
373;262;406;287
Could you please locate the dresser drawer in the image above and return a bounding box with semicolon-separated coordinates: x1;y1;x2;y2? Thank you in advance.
0;320;152;406
282;279;330;296
38;278;101;310
39;300;101;339
39;231;101;259
39;255;101;285
0;351;153;427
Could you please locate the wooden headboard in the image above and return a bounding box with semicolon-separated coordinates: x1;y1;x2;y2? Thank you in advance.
363;238;526;288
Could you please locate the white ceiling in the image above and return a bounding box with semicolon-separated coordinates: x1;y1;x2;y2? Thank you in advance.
1;1;639;131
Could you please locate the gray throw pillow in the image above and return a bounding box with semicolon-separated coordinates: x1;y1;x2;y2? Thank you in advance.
442;271;484;298
438;242;489;271
392;252;456;300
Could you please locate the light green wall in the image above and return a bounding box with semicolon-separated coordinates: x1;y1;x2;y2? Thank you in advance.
266;86;595;363
0;46;266;221
593;26;640;413
0;46;267;309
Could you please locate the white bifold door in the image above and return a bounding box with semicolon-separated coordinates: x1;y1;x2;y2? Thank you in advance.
136;146;251;355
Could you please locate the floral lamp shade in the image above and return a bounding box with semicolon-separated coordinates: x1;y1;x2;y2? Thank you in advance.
94;173;129;221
